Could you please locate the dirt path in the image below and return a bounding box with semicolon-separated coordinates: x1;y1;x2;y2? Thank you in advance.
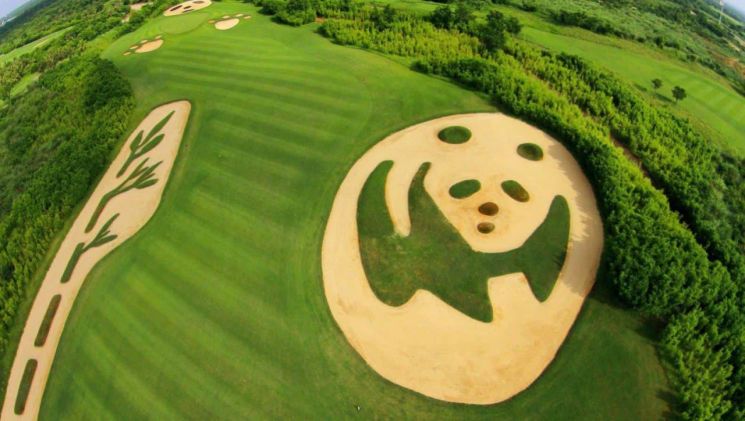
1;101;191;420
322;113;603;404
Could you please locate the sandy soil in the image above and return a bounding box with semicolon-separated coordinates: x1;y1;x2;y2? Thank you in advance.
135;39;163;53
163;0;212;16
1;101;191;420
215;18;239;31
322;113;603;404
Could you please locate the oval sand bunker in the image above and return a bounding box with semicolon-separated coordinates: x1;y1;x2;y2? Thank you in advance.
135;39;163;53
215;18;239;30
322;113;603;404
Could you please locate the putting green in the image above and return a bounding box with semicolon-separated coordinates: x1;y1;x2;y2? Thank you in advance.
37;3;670;419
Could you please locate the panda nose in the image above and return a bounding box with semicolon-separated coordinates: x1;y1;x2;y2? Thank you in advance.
478;202;499;216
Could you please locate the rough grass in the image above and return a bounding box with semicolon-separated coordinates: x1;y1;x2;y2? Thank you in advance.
14;359;37;415
34;295;61;347
448;179;480;198
38;3;671;419
437;125;472;144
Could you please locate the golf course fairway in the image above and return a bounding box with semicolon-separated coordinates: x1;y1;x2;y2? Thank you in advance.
37;3;671;419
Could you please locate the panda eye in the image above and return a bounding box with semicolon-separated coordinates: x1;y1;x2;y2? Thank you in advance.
517;143;543;161
449;179;480;199
501;180;529;202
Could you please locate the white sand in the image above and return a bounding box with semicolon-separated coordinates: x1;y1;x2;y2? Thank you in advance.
215;18;239;31
322;113;603;404
163;0;212;16
135;39;163;53
1;101;191;420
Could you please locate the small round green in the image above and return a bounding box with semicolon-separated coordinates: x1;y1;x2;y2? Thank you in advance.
438;126;472;144
449;179;481;199
517;143;543;161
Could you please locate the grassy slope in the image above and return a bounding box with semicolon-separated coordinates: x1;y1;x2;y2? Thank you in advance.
39;3;669;419
519;27;745;154
0;26;70;64
376;0;745;154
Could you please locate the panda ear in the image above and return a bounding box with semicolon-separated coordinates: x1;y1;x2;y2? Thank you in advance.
517;143;544;161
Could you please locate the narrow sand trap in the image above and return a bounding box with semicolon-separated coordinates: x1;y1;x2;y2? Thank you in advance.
215;18;239;30
322;113;603;404
163;0;211;16
134;39;163;53
1;102;191;420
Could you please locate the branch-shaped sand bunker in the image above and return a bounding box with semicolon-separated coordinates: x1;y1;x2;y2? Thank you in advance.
86;159;162;233
62;214;120;283
1;101;191;419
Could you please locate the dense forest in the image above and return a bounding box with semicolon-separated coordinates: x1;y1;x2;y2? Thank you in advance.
269;1;745;418
0;0;139;395
0;52;133;376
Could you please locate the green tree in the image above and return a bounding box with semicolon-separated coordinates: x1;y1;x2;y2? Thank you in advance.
672;85;687;102
652;78;662;90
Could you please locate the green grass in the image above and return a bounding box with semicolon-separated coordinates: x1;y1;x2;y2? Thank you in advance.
519;27;745;154
34;295;61;347
517;142;543;161
449;179;480;198
39;3;671;419
9;72;40;97
359;162;568;320
437;125;472;143
0;27;71;65
14;359;37;415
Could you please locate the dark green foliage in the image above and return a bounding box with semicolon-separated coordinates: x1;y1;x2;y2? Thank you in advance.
320;7;479;59
33;294;61;347
449;179;480;198
517;142;543;160
358;162;569;322
429;3;475;32
14;359;37;415
477;10;520;52
652;78;662;90
86;159;160;233
501;180;529;202
276;0;316;26
0;54;133;366
62;213;119;284
437;125;471;143
550;10;629;38
672;85;687;102
83;60;133;112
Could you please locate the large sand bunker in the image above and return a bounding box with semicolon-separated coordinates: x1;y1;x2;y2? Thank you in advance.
164;0;211;16
1;101;191;420
322;113;603;404
215;18;239;30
